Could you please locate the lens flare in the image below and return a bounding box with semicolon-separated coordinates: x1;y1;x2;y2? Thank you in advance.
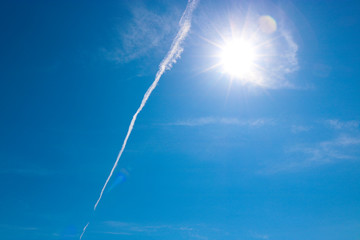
107;168;129;193
258;15;277;34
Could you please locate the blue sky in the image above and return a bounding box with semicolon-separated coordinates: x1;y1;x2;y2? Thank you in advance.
1;0;360;239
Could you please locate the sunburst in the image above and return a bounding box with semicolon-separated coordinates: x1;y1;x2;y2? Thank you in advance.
220;38;257;79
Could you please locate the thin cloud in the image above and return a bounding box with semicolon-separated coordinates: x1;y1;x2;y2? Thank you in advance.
0;167;53;177
281;30;299;74
250;231;270;240
101;221;260;240
325;119;360;130
103;4;181;63
0;224;38;231
291;125;311;133
98;221;214;240
265;135;360;174
96;231;131;236
168;117;273;127
258;27;300;89
100;221;196;236
326;135;360;146
261;118;360;173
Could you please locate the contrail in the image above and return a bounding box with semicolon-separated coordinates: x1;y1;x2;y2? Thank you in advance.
80;0;198;239
79;222;89;240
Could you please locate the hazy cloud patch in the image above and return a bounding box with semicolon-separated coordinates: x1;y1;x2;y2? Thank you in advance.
250;231;270;240
103;4;181;63
0;167;53;177
325;119;360;130
261;118;360;173
167;117;273;127
291;125;311;133
264;134;360;174
97;221;207;239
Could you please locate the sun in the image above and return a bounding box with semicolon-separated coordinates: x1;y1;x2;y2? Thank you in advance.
220;39;257;79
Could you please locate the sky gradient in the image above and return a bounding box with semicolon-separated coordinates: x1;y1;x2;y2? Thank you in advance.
1;0;360;240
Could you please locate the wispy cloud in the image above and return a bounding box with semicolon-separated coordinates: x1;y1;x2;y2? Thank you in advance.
100;221;267;240
0;167;53;176
260;118;360;173
325;119;359;130
93;221;217;240
0;224;38;231
265;134;360;174
103;4;181;63
295;135;360;162
258;27;300;89
291;125;311;133
98;221;199;237
97;231;131;236
257;10;301;89
167;117;273;127
250;231;269;240
280;30;299;74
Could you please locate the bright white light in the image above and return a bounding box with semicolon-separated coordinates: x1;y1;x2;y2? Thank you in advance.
220;39;257;79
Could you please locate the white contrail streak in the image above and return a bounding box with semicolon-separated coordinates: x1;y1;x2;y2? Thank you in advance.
80;0;198;239
94;0;198;212
79;222;89;240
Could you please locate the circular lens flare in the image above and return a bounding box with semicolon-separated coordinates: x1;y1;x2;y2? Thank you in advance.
221;39;257;79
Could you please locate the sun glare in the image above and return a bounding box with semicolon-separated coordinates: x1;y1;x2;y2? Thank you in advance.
200;13;296;88
220;39;257;79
